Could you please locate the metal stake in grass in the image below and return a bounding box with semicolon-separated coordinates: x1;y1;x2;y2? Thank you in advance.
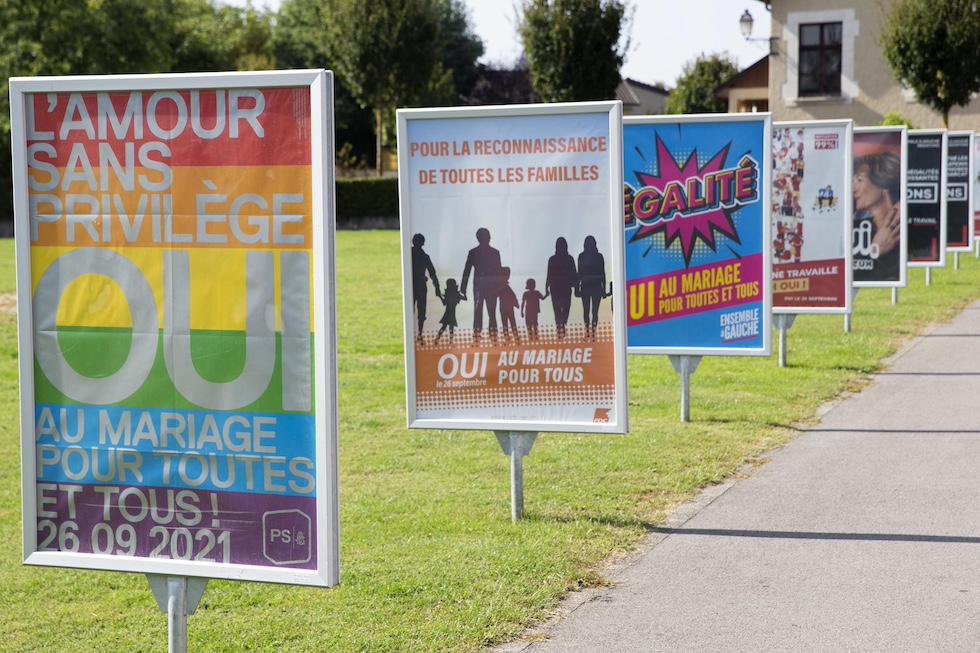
496;431;537;522
668;355;701;422
773;314;796;368
147;575;208;653
845;287;859;333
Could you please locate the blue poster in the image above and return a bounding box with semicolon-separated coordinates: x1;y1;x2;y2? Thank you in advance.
623;115;772;355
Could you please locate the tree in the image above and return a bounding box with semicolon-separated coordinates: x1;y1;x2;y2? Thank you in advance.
878;111;917;129
324;0;449;175
435;0;485;102
518;0;632;103
271;0;330;71
168;0;275;72
665;53;739;114
879;0;980;127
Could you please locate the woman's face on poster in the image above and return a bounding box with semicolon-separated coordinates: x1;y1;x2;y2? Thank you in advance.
853;166;887;212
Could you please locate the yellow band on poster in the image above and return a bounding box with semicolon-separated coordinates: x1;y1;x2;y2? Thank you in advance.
32;246;313;332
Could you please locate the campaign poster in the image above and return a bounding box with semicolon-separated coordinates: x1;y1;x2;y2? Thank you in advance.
771;120;853;314
397;102;628;434
946;131;974;252
852;127;908;288
622;114;772;356
11;71;340;587
906;129;948;267
973;133;980;239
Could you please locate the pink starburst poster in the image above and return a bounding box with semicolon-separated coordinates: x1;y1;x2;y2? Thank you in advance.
623;114;772;355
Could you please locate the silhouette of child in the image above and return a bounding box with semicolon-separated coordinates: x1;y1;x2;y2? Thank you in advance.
497;267;520;343
435;279;464;345
521;278;548;341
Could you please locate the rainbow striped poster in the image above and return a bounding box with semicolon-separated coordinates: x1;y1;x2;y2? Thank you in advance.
11;71;339;587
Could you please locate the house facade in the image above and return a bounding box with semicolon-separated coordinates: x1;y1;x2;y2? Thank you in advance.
717;55;769;114
763;0;980;129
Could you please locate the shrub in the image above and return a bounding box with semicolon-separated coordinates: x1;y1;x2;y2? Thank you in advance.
336;176;399;228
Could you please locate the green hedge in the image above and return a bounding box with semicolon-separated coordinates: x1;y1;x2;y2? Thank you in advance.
336;176;398;227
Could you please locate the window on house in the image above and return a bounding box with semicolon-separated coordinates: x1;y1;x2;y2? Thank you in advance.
799;22;842;96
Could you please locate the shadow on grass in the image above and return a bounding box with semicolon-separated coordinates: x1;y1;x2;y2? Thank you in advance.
520;512;659;532
778;363;879;373
690;417;805;432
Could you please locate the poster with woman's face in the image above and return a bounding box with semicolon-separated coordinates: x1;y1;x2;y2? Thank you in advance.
397;103;628;434
770;120;853;314
852;127;908;287
906;129;947;268
622;114;772;356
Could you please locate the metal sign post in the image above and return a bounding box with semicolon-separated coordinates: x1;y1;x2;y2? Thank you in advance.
668;355;702;422
496;432;538;522
774;314;796;368
148;575;209;653
845;288;858;333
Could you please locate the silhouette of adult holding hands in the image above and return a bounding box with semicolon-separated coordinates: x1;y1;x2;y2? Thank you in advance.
411;233;440;343
546;237;577;339
460;227;503;341
577;235;606;340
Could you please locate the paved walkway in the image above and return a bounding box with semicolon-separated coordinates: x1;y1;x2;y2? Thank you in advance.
497;302;980;652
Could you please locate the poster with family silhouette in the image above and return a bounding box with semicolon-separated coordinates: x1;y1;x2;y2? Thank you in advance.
769;120;853;314
944;131;973;252
397;103;628;433
906;129;947;268
852;126;908;287
622;114;772;356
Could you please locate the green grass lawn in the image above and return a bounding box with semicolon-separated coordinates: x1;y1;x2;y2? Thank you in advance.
0;238;15;294
2;234;979;652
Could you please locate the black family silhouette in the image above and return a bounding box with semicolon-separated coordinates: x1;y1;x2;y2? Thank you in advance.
577;235;608;340
546;237;577;339
460;227;504;342
521;278;548;341
412;228;608;346
411;233;440;344
434;278;464;345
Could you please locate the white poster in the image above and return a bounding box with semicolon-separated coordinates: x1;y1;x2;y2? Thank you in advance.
397;103;628;434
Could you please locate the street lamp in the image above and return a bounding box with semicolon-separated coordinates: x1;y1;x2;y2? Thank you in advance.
739;10;755;40
739;9;776;52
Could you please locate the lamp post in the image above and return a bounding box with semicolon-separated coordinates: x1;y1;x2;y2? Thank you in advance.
739;9;776;54
739;9;755;40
